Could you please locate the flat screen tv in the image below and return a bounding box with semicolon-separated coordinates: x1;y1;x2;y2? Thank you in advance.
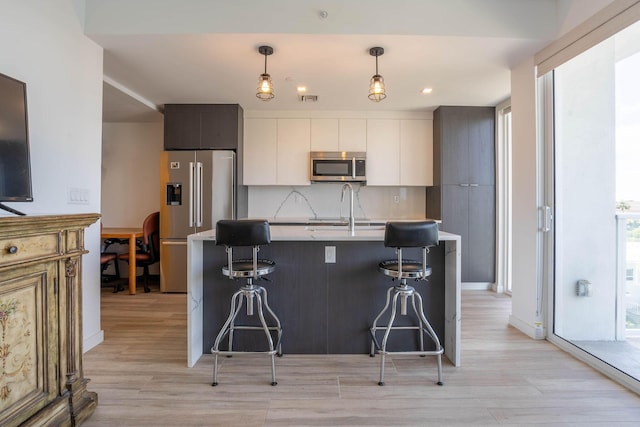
0;72;32;216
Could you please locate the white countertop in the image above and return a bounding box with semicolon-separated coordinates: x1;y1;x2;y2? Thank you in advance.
188;223;459;242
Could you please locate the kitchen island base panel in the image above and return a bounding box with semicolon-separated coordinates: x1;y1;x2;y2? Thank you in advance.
203;241;446;356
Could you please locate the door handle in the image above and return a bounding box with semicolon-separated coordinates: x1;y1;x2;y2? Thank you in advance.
189;162;195;227
542;206;553;232
196;162;203;227
352;157;356;179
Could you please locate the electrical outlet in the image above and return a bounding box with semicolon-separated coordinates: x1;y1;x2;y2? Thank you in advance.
325;246;336;263
393;195;400;204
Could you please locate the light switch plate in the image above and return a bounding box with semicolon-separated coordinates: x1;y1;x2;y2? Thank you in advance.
325;246;336;263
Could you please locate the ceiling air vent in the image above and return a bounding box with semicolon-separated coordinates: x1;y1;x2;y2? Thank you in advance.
298;95;318;103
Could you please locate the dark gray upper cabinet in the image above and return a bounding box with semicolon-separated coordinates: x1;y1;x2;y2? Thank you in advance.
439;106;495;186
164;104;243;150
428;106;496;283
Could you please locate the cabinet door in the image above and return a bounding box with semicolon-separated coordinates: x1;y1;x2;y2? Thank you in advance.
310;119;339;151
277;119;310;185
338;119;367;152
441;184;470;279
467;185;496;282
243;118;277;185
440;107;469;185
400;119;433;186
366;119;400;186
200;105;240;149
164;104;201;150
0;263;59;426
467;107;495;185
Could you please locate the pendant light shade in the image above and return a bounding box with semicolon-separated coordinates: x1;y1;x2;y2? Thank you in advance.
368;47;386;102
256;45;274;101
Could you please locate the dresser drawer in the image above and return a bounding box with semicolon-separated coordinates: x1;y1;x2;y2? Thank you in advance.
0;233;61;266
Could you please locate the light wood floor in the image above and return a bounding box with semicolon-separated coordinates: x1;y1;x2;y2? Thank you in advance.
83;289;640;426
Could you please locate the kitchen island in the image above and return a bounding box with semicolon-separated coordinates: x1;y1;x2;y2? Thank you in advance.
186;224;461;368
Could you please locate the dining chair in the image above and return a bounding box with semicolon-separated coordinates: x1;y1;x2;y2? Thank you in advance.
118;211;160;293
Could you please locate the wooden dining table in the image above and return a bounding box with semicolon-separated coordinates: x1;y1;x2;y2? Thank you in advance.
101;227;143;295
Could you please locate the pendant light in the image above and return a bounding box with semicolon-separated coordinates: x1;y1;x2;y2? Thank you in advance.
256;45;274;101
368;47;386;102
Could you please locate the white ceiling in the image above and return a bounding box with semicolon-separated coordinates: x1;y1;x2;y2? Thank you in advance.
89;0;572;122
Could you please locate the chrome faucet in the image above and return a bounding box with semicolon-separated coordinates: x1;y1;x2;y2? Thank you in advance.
341;183;355;236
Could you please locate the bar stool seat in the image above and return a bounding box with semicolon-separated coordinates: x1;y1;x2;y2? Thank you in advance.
379;260;432;279
211;219;282;387
222;259;275;278
370;221;444;386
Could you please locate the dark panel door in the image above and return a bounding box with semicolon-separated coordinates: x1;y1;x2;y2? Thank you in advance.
468;107;495;186
440;108;469;185
200;105;240;149
164;104;201;150
441;184;470;279
467;185;496;282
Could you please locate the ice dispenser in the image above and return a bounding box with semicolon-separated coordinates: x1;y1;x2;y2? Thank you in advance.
166;183;182;205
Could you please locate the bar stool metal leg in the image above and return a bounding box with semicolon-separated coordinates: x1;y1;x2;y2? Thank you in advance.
212;285;283;386
370;286;395;357
259;285;283;356
370;281;444;386
413;291;444;385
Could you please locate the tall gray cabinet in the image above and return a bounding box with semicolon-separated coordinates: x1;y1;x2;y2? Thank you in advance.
427;106;495;283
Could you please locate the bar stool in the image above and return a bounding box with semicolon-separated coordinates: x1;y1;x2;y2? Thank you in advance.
370;221;444;386
211;219;283;386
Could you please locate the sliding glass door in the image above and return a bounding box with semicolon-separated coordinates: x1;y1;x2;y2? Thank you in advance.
547;18;640;387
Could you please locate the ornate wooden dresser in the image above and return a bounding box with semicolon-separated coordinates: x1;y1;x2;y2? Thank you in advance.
0;214;99;426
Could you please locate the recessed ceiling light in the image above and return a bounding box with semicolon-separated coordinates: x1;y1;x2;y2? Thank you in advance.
297;86;307;93
421;87;433;94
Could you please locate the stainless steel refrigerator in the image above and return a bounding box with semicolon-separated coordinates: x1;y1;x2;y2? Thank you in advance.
160;150;236;292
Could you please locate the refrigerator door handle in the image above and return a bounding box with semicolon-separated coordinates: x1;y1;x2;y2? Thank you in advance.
189;161;195;227
231;156;235;219
196;161;203;227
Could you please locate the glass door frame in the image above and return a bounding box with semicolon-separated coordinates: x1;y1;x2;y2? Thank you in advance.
539;70;640;395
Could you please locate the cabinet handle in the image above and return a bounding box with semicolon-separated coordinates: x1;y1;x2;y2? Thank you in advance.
459;183;469;187
7;245;18;254
469;183;479;187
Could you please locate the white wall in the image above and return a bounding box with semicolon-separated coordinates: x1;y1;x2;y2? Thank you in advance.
509;57;541;338
101;122;163;276
101;122;163;227
0;1;104;350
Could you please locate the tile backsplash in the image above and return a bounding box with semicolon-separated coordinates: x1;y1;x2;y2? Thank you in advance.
247;184;426;219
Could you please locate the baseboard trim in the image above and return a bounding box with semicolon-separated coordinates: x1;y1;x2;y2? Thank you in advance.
83;329;104;352
462;282;493;290
509;314;546;340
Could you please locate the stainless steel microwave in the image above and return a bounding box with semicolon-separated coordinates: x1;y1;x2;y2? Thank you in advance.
310;151;366;182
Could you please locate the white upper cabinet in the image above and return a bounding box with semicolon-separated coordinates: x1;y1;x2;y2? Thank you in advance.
277;118;311;185
310;119;339;151
245;115;431;187
366;118;433;186
243;118;311;186
310;118;366;152
244;118;277;185
338;119;367;152
400;119;433;186
366;119;400;186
